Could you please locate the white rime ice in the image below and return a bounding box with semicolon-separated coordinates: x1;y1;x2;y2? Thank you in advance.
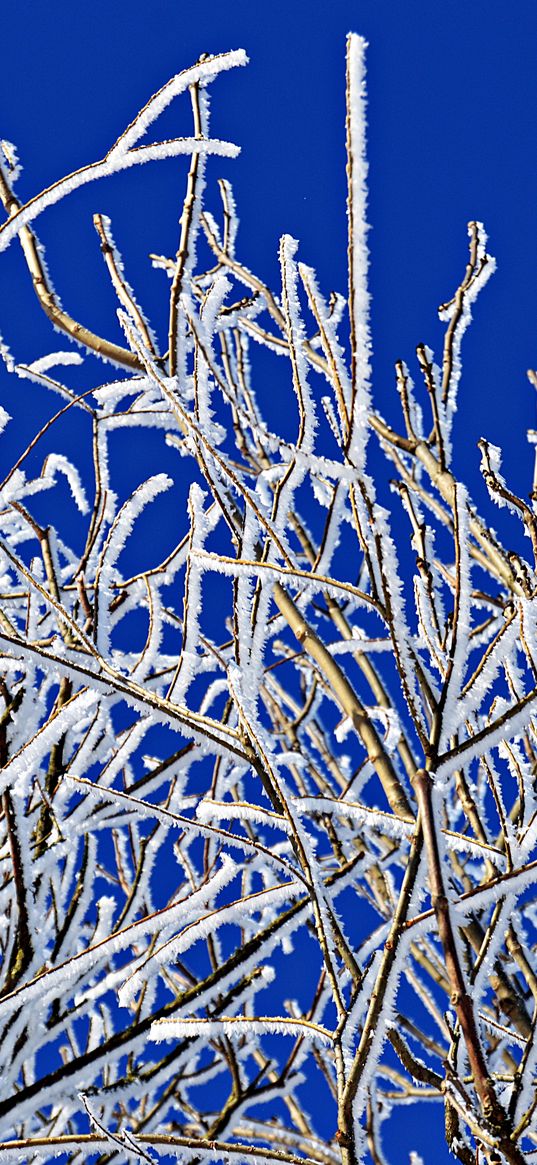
0;30;535;1165
150;1015;333;1046
346;33;372;473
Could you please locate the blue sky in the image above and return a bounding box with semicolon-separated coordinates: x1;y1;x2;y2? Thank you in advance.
2;0;537;500
1;3;536;1161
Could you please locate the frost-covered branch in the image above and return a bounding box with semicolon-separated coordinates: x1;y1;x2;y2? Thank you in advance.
0;31;535;1165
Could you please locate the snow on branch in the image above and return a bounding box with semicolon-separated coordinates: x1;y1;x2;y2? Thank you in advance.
0;30;535;1165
